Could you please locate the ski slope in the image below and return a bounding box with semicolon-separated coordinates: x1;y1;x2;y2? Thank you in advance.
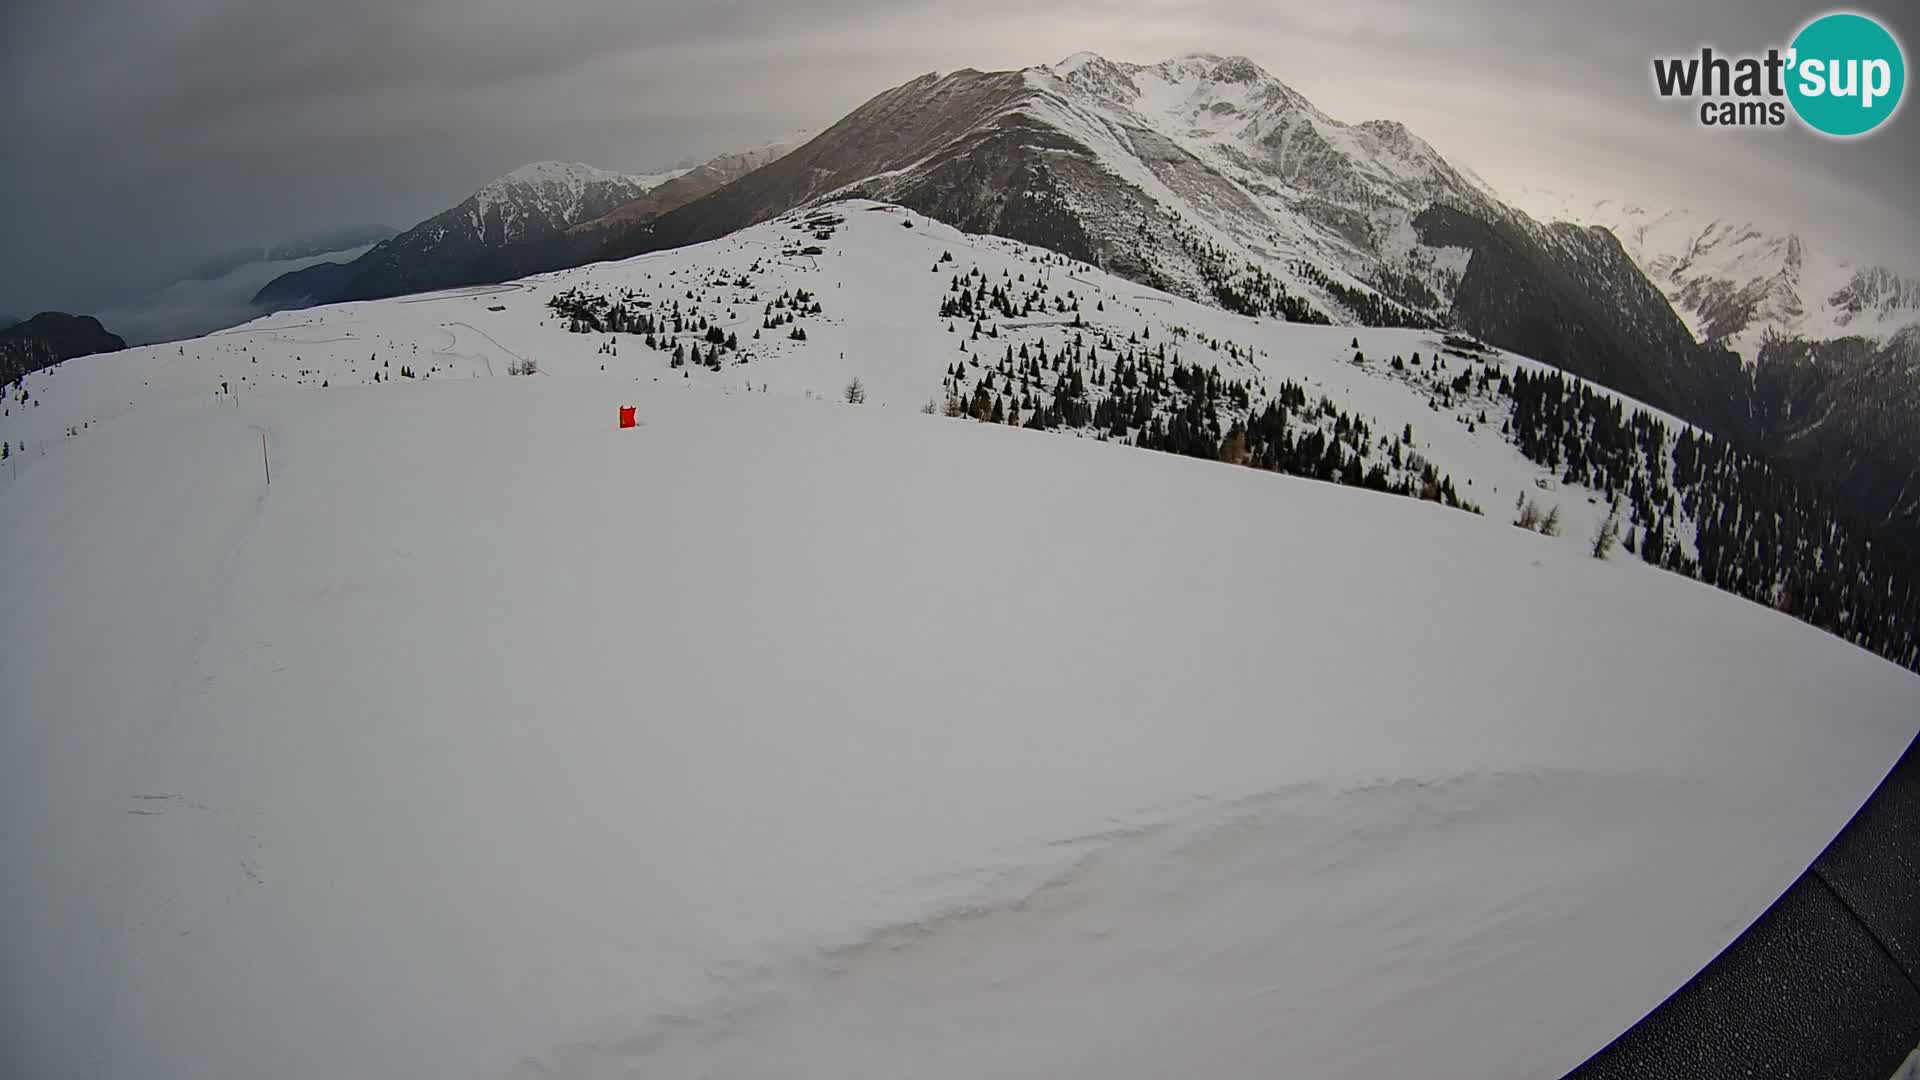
3;204;1918;1080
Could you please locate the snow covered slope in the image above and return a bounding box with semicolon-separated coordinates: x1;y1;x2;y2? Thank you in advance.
1513;191;1920;360
4;202;1918;1080
22;200;1920;666
12;201;1667;553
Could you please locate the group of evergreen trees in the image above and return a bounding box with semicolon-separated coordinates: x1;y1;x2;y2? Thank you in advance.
1174;230;1331;325
1288;261;1437;329
933;300;1478;514
1156;207;1449;330
1166;223;1439;330
547;286;657;336
938;264;1083;322
762;288;823;330
1208;263;1333;324
1218;393;1471;506
1499;367;1920;672
1362;339;1920;670
1366;266;1444;315
545;280;824;373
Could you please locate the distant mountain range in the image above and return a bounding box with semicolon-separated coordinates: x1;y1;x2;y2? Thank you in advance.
566;137;808;242
253;136;809;311
1;312;126;386
1512;193;1920;359
252;162;675;309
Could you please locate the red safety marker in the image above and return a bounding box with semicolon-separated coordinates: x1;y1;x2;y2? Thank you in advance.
618;406;637;429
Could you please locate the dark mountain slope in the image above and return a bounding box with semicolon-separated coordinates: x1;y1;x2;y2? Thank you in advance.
1;313;127;386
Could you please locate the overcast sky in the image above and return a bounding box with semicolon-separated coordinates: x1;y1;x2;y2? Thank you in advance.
2;0;1915;317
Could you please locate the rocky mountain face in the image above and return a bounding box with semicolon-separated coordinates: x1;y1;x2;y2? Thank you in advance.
254;139;810;312
0;313;126;386
597;69;1046;259
607;54;1514;318
568;134;810;240
1413;207;1751;437
1514;195;1920;358
253;162;679;309
1747;329;1920;536
1507;195;1920;547
595;56;1742;446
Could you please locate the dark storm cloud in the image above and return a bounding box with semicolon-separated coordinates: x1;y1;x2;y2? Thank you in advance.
2;0;1915;318
0;0;908;313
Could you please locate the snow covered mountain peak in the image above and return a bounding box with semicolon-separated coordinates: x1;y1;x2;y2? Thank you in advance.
1004;49;1506;307
1035;51;1319;122
1514;190;1920;357
471;161;679;232
1138;51;1270;83
1154;52;1277;92
1029;50;1492;216
449;161;681;250
1049;50;1110;75
493;160;632;189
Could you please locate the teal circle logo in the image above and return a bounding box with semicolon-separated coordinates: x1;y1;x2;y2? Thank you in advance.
1787;12;1905;136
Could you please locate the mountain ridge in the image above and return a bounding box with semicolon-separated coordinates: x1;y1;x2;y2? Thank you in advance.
251;161;672;309
1511;191;1920;357
1511;189;1920;546
0;311;126;387
253;139;809;311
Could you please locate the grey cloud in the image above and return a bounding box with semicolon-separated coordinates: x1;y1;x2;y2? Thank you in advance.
93;243;386;346
2;0;1915;318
